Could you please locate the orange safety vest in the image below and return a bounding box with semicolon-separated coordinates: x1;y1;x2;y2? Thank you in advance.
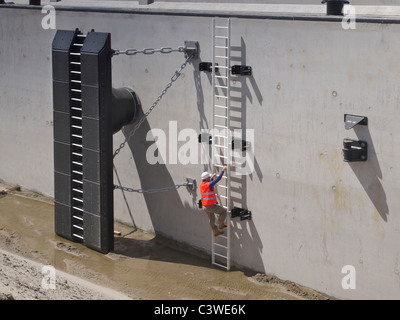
200;181;217;206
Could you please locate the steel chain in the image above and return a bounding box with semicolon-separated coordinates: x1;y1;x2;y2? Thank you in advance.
113;52;194;159
113;46;186;56
114;182;190;194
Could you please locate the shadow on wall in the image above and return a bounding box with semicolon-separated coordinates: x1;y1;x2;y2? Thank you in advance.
348;125;388;221
112;109;219;269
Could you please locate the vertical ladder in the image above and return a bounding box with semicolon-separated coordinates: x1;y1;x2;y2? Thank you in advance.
211;18;231;270
70;33;86;242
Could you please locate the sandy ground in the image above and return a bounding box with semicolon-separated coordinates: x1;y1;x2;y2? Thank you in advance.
0;179;332;300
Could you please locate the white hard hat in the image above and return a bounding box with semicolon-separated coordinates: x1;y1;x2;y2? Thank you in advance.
201;171;211;180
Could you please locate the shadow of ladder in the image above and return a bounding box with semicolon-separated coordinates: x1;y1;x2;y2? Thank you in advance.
211;17;231;270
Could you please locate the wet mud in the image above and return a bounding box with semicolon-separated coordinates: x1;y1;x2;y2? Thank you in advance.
0;182;331;300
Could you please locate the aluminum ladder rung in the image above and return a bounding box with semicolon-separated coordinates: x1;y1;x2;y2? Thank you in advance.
215;25;229;29
215;95;228;99
70;71;81;74
214;144;228;148
70;62;81;65
215;36;228;39
213;262;228;270
72;125;82;130
72;234;83;240
71;88;82;92
214;134;228;138
215;56;228;59
70;53;81;56
218;185;228;189
72;216;83;222
73;224;83;230
72;188;83;193
214;252;228;259
214;242;228;249
214;115;228;119
214;124;228;129
72;170;83;175
219;195;228;199
214;105;228;109
214;164;226;168
215;85;228;89
72;134;82;139
71;98;82;102
215;46;228;49
214;75;228;79
71;80;81;84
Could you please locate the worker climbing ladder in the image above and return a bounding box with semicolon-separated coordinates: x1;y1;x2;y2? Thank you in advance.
211;18;231;270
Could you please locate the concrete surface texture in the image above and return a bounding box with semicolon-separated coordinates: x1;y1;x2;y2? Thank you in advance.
1;2;400;299
0;183;329;300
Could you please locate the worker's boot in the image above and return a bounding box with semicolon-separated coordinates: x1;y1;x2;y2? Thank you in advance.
212;226;224;237
218;221;228;230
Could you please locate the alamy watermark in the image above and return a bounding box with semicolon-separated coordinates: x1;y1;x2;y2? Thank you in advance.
41;265;56;290
145;121;255;176
41;5;56;30
341;265;356;290
342;5;356;30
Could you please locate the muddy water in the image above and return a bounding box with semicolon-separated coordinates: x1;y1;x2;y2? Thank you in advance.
0;193;319;300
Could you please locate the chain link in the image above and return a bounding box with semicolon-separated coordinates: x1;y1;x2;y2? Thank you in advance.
114;182;190;194
113;52;194;159
113;46;186;56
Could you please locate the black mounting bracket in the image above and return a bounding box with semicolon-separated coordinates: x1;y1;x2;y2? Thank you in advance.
344;114;368;130
198;133;212;144
232;139;251;151
199;62;219;73
343;139;368;162
231;65;252;76
231;207;252;221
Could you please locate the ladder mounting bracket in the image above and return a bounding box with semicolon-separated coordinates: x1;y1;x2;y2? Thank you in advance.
198;133;212;144
232;139;251;151
231;207;252;221
231;65;252;76
199;62;219;73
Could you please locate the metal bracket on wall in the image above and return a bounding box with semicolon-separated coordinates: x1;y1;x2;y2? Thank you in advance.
199;62;219;73
186;178;196;192
184;41;200;60
344;114;368;130
198;133;212;144
231;65;252;76
232;139;251;151
231;207;252;221
343;139;368;162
